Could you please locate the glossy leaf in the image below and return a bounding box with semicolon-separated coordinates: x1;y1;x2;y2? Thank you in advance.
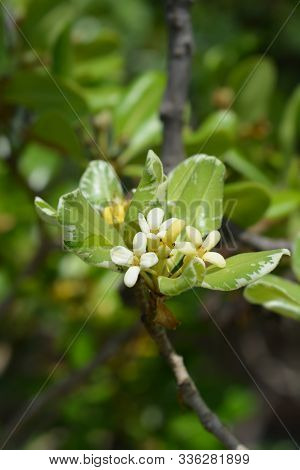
158;258;205;296
292;236;300;282
167;154;225;235
79;160;123;209
266;190;300;219
124;150;166;243
57;189;124;265
279;85;300;154
73;54;123;85
118;116;161;165
228;56;276;122
224;181;271;228
34;196;58;225
3;71;88;123
244;274;300;320
114;71;165;139
184;110;238;156
223;149;270;185
31;110;85;161
202;249;290;291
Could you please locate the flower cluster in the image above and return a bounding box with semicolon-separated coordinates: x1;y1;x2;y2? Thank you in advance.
174;226;226;268
35;152;289;299
110;207;226;288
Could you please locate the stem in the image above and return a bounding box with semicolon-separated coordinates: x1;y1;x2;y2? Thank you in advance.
160;0;194;173
138;284;246;450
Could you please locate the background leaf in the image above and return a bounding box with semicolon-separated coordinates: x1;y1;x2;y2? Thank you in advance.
244;274;300;320
224;181;271;228
31;110;85;161
292;236;300;282
3;71;88;123
228;56;276;122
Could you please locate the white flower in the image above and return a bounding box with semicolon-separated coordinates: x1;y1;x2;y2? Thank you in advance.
175;226;226;268
138;208;185;247
110;232;158;288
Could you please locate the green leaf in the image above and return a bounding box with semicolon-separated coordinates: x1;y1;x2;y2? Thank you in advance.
244;274;300;320
184;110;238;156
118;115;161;165
0;6;10;76
34;196;58;225
222;148;271;185
73;54;123;85
31;110;85;161
82;86;121;113
167;154;225;235
123;150;166;243
279;85;300;154
79;160;123;209
114;71;165;139
224;181;271;228
266;190;300;219
158;258;205;296
22;0;85;48
57;189;124;265
52;25;73;77
292;236;300;282
202;249;290;291
2;71;88;123
228;56;276;122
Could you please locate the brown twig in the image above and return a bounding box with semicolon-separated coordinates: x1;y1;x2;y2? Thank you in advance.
160;0;194;173
138;284;246;450
140;0;247;450
239;232;292;252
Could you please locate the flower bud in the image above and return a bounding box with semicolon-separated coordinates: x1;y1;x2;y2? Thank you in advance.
162;218;185;246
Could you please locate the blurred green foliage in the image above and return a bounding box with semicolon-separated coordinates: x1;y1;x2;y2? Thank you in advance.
0;0;300;450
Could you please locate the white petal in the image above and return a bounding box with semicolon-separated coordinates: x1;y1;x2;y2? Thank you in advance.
203;251;226;268
159;217;176;232
147;207;165;231
202;230;221;252
186;225;202;247
140;252;159;269
174;241;197;255
156;230;167;240
124;266;140;288
133;231;147;255
110;246;133;266
138;213;150;234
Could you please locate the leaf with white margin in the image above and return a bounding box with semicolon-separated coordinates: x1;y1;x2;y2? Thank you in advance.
74;244;118;270
57;189;124;261
79;160;123;209
34;196;58;225
158;258;205;296
202;249;290;291
167;154;225;235
244;274;300;320
292;236;300;282
124;149;166;243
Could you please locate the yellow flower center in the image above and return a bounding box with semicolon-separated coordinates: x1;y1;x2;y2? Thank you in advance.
102;200;129;226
